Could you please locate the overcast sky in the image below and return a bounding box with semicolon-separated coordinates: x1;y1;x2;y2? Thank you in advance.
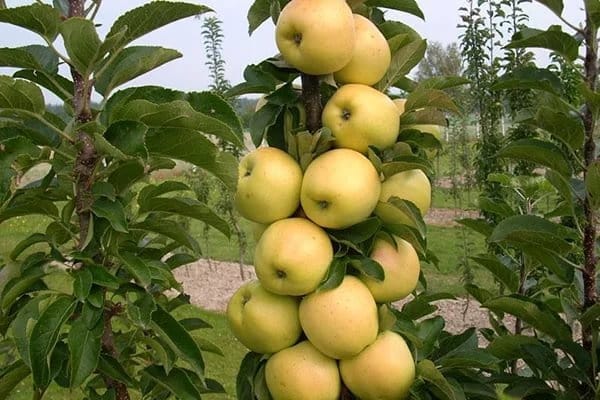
0;0;585;100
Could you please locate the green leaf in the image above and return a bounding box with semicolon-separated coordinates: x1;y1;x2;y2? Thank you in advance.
88;265;120;290
470;256;519;292
91;198;128;233
73;269;92;301
13;69;73;101
378;21;420;41
317;258;347;292
132;219;201;255
456;218;494;238
376;198;427;237
534;0;564;16
586;161;600;209
10;233;48;260
0;45;58;72
0;193;58;225
236;352;265;400
151;306;205;381
535;106;584;150
113;99;243;147
438;349;499;370
0;76;45;114
493;66;564;96
585;0;600;28
580;303;600;327
138;197;230;238
142;366;203;400
68;317;103;387
250;103;282;147
95;46;182;96
60;18;102;75
107;159;145;194
137;181;191;206
187;91;244;139
106;2;211;49
416;359;456;400
497;138;572;177
0;4;61;41
381;157;433;178
349;256;385;281
365;0;424;19
247;0;271;35
104;121;148;158
376;37;426;92
145;127;238;191
119;252;151;288
405;88;460;114
483;295;572;341
488;335;540;360
29;296;76;389
0;360;30;400
489;214;576;254
507;26;580;62
97;355;137;388
328;217;382;244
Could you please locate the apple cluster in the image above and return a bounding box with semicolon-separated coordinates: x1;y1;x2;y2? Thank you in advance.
227;0;435;399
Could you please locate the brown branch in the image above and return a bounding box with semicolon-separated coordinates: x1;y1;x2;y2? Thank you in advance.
581;5;598;384
68;1;129;399
301;73;322;133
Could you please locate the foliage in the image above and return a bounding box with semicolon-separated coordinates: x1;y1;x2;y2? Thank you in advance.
0;2;242;399
201;16;231;94
459;0;600;398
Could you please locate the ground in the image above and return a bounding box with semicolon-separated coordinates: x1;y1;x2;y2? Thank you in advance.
175;257;507;336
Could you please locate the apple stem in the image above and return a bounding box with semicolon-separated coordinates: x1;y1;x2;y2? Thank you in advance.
301;73;323;133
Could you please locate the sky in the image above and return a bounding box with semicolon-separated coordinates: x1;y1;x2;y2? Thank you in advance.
0;0;586;100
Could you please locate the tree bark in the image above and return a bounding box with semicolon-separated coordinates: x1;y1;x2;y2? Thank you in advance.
68;1;130;399
582;5;598;384
301;73;322;133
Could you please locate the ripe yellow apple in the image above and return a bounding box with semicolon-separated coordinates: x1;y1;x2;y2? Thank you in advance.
322;84;400;153
363;237;420;302
300;148;381;229
299;275;379;359
226;280;302;354
254;218;333;296
334;14;391;86
275;0;355;75
234;147;303;224
340;330;415;400
265;341;341;400
375;169;431;226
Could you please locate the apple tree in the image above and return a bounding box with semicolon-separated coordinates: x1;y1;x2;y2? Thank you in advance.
228;1;500;399
457;0;600;398
0;1;242;399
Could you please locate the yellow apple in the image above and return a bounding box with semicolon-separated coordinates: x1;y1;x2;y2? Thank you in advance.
275;0;355;75
299;275;378;359
249;220;268;242
254;218;333;296
363;237;420;302
234;147;303;224
265;341;341;400
226;280;301;354
375;169;431;226
300;148;381;229
340;330;415;400
334;14;391;86
322;84;400;153
378;304;397;332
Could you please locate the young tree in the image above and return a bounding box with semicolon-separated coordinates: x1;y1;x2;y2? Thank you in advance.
0;2;241;399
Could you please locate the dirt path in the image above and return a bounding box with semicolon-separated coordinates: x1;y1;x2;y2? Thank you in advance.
425;207;479;227
175;260;501;335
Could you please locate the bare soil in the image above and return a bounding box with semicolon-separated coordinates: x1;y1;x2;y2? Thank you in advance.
175;260;503;335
